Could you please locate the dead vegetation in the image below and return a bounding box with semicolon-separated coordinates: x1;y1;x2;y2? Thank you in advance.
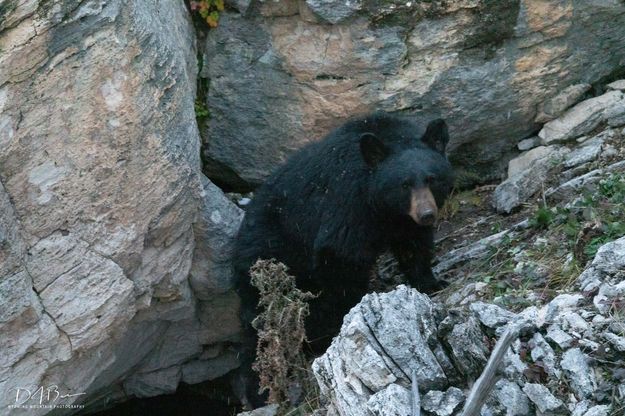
249;259;319;414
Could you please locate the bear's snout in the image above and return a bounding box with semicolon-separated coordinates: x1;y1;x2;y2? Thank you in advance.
409;187;438;226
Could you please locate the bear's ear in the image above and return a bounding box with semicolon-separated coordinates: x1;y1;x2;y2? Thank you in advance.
421;119;449;154
360;133;389;168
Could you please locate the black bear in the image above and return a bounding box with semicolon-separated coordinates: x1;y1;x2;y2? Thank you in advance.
232;112;454;407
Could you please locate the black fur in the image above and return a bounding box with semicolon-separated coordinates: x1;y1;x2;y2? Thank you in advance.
232;112;454;407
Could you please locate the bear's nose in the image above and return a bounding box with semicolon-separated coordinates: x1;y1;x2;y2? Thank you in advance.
419;210;436;226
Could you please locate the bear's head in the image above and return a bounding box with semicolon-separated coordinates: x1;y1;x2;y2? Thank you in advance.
360;117;454;227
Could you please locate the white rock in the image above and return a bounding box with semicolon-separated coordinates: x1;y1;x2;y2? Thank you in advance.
313;286;447;416
561;348;597;399
530;333;559;377
517;136;541;151
564;137;604;168
237;404;279;416
366;384;411;416
421;387;465;416
470;302;516;328
545;294;584;323
535;84;591;123
539;91;624;143
494;147;570;213
583;404;611;416
522;383;565;413
603;332;625;352
607;79;625;91
494;380;530;416
605;99;625;127
508;146;561;178
546;325;574;349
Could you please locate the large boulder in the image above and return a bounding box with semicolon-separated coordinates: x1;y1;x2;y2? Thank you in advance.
0;1;242;413
200;0;625;188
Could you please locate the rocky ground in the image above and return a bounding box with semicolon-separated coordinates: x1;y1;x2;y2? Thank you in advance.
245;82;625;416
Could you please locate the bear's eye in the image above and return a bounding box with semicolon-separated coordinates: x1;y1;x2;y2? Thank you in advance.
425;175;436;184
402;180;411;189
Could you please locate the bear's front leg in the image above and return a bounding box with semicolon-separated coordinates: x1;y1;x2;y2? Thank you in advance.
390;239;446;294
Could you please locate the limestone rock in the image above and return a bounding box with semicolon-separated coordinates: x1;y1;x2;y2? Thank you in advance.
605;99;625;127
606;79;625;91
507;146;562;178
561;348;597;399
563;137;604;168
517;136;540;151
190;175;244;299
539;91;624;144
237;404;280;416
0;1;242;412
535;83;591;123
421;387;465;416
366;384;411;416
493;380;530;416
201;2;625;188
522;383;565;414
312;286;448;416
493;147;569;213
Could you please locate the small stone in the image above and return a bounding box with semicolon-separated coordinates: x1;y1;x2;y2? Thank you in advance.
517;136;540;151
421;387;465;416
583;405;611;416
238;197;252;206
571;400;591;416
578;339;601;351
603;332;625;352
366;384;411;416
546;325;574;349
237;404;279;416
494;380;530;416
560;348;596;399
607;79;625;91
564;137;604;168
560;311;590;334
545;294;583;322
470;302;516;328
522;383;565;413
529;333;559;377
605;99;625;127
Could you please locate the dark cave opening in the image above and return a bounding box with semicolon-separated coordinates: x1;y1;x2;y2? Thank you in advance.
86;378;242;416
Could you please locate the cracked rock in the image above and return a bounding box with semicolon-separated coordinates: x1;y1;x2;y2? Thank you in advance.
421;387;465;416
522;383;565;414
539;91;624;144
561;348;597;399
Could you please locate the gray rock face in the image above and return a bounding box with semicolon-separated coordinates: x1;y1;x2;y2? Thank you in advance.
200;2;625;188
190;176;244;298
0;1;242;413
